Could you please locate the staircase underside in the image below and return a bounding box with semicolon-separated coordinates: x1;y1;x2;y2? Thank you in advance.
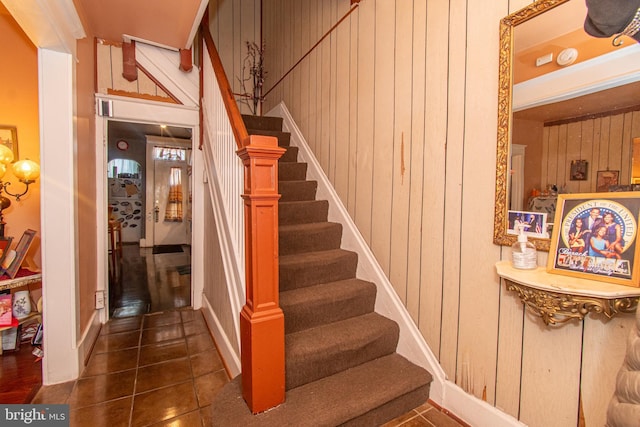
211;114;432;426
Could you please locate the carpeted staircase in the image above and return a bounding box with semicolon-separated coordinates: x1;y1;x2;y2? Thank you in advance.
210;115;432;426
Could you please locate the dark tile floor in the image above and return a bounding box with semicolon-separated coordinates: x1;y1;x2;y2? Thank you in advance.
28;244;466;426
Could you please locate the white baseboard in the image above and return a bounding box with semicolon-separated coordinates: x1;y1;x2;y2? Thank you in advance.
201;294;241;378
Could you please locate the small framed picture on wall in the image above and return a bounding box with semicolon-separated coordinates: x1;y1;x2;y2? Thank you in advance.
570;160;588;181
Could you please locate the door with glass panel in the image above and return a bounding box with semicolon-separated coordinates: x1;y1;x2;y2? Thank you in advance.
149;146;191;246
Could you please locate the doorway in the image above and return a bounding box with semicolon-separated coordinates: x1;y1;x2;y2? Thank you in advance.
106;120;193;318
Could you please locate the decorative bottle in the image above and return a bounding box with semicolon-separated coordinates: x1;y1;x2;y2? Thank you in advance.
511;227;537;270
12;290;31;320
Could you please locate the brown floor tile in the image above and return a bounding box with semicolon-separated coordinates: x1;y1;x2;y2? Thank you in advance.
141;323;185;345
190;349;224;377
131;381;198;426
186;332;214;355
180;310;199;324
135;358;192;393
83;347;139;377
150;409;202;427
422;407;465;427
144;311;182;329
182;316;207;336
101;317;143;335
93;330;141;354
68;369;136;408
139;340;188;367
70;396;132;427
31;380;75;404
397;414;435;426
193;370;228;407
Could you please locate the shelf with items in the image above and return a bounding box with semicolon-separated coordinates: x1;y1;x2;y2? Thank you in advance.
495;260;640;326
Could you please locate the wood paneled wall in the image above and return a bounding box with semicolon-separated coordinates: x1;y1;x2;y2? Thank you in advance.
210;0;636;425
540;111;640;193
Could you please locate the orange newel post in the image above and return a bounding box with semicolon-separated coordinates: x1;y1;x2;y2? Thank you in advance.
237;134;286;414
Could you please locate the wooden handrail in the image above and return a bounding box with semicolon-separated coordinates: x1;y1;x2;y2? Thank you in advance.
201;20;248;149
263;0;361;98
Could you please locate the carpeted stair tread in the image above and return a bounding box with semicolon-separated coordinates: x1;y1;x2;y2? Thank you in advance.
279;161;307;181
279;180;317;202
280;249;358;291
247;129;291;147
279;222;343;256
280;278;377;334
285;312;398;390
210;353;432;427
242;114;283;132
279;200;329;225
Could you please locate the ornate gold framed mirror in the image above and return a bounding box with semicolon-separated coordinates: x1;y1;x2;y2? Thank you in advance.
493;0;640;251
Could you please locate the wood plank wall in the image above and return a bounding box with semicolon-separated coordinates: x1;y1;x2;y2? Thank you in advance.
209;1;636;426
541;111;640;193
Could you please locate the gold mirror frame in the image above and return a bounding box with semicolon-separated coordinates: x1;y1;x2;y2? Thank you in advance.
493;0;570;252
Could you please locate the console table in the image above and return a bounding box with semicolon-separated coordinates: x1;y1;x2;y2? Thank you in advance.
496;260;640;326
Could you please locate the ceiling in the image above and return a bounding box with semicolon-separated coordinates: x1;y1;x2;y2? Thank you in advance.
72;0;206;50
70;0;204;140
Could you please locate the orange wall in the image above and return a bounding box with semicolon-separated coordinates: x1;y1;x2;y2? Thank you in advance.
0;4;41;269
76;34;98;331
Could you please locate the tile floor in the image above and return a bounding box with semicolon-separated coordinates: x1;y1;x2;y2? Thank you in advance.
32;309;225;426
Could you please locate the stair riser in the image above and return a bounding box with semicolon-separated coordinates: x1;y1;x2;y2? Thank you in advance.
279;224;342;256
242;114;283;132
279;251;358;291
280;281;377;334
281;146;299;162
279;200;329;225
285;315;400;390
279;181;317;202
279;162;307;181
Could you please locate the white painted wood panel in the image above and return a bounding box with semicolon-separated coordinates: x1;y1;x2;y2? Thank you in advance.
405;0;427;323
388;1;412;303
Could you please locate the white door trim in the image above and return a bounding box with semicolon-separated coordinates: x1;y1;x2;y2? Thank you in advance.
95;95;203;317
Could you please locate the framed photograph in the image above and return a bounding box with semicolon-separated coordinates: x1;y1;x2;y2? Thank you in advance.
0;125;19;160
547;193;640;286
507;210;548;238
0;293;12;326
0;236;13;269
596;170;620;192
3;229;36;279
570;160;588;181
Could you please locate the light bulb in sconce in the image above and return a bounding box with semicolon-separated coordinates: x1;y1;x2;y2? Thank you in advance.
12;159;40;183
0;148;41;237
0;145;14;165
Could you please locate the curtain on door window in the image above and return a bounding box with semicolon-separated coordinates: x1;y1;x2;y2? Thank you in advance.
165;167;183;222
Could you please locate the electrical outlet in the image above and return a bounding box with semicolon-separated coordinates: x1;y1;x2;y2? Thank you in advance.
95;291;105;309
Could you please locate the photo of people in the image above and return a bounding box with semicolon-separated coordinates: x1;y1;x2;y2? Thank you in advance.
548;194;640;285
507;210;547;238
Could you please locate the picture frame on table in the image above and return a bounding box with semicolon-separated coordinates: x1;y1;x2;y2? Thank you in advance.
0;125;19;160
3;229;36;279
507;210;548;238
0;236;13;268
547;193;640;287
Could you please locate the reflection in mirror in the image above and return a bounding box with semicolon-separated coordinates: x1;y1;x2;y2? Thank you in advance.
493;0;640;251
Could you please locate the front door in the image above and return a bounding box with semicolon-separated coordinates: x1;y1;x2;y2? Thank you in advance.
148;145;191;246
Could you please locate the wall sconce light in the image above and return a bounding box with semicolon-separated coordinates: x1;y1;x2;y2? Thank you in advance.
0;145;40;237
